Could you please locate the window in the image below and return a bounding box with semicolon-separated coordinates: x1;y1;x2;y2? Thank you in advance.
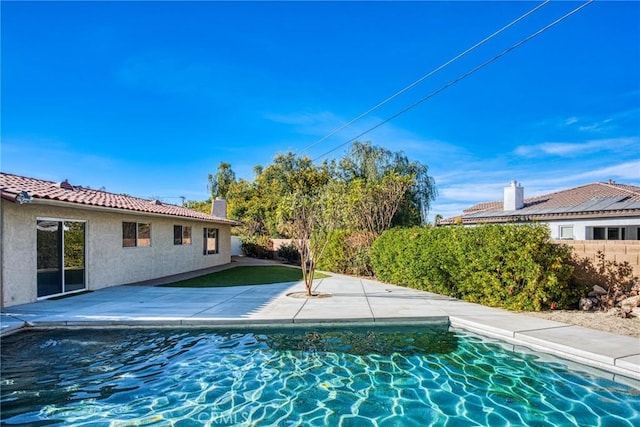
174;225;192;245
203;228;218;255
559;226;574;240
593;226;627;241
123;222;151;247
593;227;605;240
123;222;137;247
608;228;620;240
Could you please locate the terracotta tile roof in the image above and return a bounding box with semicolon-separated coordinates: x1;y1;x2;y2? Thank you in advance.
0;172;240;225
442;182;640;225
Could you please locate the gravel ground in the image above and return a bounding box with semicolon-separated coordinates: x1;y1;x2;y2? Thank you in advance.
522;310;640;338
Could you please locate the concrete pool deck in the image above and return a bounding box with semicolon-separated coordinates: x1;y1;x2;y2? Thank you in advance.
2;258;639;382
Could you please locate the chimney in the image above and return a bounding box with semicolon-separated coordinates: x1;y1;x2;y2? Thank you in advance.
211;197;227;218
503;180;524;211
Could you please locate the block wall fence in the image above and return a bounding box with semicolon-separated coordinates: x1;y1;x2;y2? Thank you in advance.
555;240;640;277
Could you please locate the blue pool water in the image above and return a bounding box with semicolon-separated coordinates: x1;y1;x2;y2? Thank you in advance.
1;325;638;426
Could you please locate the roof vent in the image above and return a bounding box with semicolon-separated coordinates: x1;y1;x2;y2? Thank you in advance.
16;190;33;204
57;179;74;190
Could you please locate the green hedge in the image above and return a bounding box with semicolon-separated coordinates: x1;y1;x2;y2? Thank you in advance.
317;230;375;276
371;225;578;311
241;236;273;259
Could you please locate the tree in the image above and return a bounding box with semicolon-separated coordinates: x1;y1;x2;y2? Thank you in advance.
226;179;268;236
249;152;333;238
257;152;333;196
196;143;437;275
338;141;437;224
277;187;343;296
267;153;345;295
208;162;236;199
347;172;415;240
183;199;212;214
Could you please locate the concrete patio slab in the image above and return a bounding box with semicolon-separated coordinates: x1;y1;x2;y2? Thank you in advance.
2;260;639;382
448;314;569;339
616;354;640;374
516;325;640;371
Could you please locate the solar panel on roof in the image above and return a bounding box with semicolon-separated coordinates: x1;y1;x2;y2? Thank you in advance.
570;196;627;212
615;200;640;209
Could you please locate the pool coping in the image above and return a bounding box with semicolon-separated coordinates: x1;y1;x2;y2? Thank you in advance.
2;267;639;383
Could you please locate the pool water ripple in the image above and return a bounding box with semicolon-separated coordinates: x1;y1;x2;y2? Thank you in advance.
1;325;639;426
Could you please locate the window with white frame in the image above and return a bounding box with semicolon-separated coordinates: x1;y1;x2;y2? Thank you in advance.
123;222;151;247
203;228;218;255
173;225;192;245
559;226;574;240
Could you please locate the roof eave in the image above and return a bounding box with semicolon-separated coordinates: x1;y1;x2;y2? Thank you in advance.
5;197;241;225
0;188;19;203
447;209;640;225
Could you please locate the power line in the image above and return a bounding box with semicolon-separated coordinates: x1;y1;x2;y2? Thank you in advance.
298;0;552;155
313;0;594;162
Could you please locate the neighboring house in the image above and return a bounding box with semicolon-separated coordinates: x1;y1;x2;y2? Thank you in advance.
0;172;239;308
439;180;640;240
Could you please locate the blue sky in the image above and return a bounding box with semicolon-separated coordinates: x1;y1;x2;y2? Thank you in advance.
2;1;639;221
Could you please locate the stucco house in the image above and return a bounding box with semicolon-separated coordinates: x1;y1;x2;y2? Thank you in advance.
0;172;239;308
439;180;640;240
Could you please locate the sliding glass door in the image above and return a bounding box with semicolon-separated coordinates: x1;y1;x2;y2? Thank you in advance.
63;221;86;292
37;219;85;298
37;220;62;297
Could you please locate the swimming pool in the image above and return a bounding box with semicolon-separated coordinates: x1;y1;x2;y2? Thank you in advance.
1;325;638;426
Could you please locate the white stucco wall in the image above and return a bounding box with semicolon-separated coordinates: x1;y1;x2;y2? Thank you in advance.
230;236;243;256
545;217;640;240
1;200;232;307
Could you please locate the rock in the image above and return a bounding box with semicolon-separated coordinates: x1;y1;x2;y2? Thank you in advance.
620;295;640;310
592;285;608;295
609;295;640;318
579;297;594;311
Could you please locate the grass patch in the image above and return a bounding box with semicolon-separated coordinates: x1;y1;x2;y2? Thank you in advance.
160;265;330;288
